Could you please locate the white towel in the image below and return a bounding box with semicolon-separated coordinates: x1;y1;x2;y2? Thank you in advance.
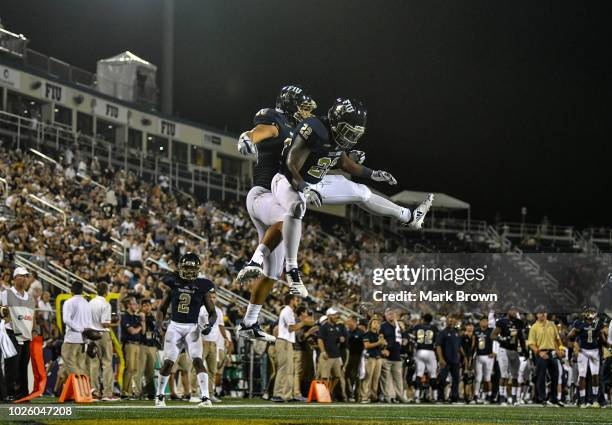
0;319;17;359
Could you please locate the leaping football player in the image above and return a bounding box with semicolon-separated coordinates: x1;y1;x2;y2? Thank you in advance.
154;252;217;408
234;85;316;342
240;97;433;300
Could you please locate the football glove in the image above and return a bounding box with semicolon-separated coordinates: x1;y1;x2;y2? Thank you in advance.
371;170;397;185
303;185;323;208
237;132;258;156
201;324;213;336
348;150;366;164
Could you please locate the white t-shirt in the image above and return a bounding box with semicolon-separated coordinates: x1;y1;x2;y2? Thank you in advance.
62;295;92;343
277;305;296;343
200;305;224;343
89;295;111;332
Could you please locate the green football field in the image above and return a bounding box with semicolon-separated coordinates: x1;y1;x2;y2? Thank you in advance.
0;398;611;425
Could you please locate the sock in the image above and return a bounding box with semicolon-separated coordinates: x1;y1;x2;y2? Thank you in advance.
516;386;522;401
358;193;411;223
415;388;420;399
283;217;302;272
243;303;262;327
500;386;507;398
579;389;586;398
432;389;438;400
157;374;170;396
474;383;481;399
486;391;492;399
197;372;210;399
592;386;599;395
251;244;270;264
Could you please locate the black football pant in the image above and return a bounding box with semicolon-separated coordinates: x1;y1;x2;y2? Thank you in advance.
438;362;460;402
534;352;558;403
344;354;361;400
4;330;31;399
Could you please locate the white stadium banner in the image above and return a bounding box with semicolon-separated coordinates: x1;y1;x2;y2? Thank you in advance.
0;65;21;89
41;81;66;104
94;99;128;124
159;119;179;138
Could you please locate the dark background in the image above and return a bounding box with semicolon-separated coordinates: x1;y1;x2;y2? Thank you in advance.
2;0;610;226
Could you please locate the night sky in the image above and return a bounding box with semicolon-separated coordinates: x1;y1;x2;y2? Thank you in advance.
2;1;610;226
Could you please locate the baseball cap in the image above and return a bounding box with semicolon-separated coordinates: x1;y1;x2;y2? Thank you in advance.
13;267;29;278
326;307;339;316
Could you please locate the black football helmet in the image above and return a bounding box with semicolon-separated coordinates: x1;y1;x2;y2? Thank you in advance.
276;85;317;125
178;252;201;281
328;97;367;149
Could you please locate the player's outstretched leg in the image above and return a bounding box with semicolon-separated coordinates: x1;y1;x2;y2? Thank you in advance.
405;193;434;230
155;360;174;407
193;358;212;408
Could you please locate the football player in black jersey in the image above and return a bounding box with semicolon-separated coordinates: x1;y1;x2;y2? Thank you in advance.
272;97;433;295
235;85;316;342
154;253;217;408
492;307;526;405
474;315;495;404
412;313;439;403
567;306;606;407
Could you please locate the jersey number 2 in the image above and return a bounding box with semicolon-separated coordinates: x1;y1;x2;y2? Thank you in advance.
178;293;191;314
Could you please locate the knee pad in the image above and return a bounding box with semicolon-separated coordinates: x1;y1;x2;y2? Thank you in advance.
287;200;306;219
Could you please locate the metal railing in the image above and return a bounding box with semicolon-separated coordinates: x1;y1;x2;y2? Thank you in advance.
27;194;67;226
498;221;574;240
0;27;29;58
14;253;72;293
48;260;97;294
0;110;251;203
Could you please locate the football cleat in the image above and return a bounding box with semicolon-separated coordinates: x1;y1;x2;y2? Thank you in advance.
287;268;308;298
592;401;601;408
237;322;276;342
189;396;200;403
405;193;434;230
237;260;264;284
155;394;166;408
197;396;213;407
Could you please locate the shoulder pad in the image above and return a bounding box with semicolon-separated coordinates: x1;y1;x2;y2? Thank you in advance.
254;108;282;127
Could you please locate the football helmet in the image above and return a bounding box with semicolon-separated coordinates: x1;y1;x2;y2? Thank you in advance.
178;252;201;281
328;97;367;149
276;85;317;124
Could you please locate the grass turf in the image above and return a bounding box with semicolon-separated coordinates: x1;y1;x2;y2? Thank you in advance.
0;398;610;425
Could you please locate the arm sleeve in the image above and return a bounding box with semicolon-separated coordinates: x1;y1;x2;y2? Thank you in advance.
608;322;612;346
63;301;82;333
492;340;499;354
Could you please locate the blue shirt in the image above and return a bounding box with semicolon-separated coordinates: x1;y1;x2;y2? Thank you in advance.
436;327;462;364
380;321;402;361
